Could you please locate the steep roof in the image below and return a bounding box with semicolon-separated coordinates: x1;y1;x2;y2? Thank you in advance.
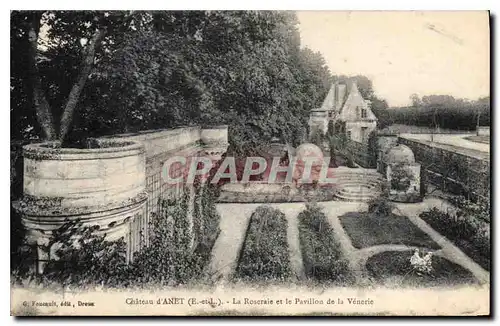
337;81;378;122
320;82;337;111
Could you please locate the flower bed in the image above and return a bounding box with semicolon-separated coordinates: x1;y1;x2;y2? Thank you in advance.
339;212;440;250
297;204;354;284
234;206;292;282
419;207;490;271
366;251;479;287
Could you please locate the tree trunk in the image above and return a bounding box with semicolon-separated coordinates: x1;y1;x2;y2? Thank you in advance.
58;28;106;142
28;13;56;140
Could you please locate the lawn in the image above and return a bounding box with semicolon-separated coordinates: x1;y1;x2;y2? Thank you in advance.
339;212;441;250
366;251;479;287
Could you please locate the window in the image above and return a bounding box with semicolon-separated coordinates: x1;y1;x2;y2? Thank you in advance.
328;111;334;118
346;130;351;139
361;109;367;118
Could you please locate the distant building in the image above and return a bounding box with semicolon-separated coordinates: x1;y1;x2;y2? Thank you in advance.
309;81;378;143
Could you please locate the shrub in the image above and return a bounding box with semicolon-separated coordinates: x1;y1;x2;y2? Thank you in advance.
327;120;335;137
130;192;205;285
367;131;378;167
297;203;353;284
21;219;132;288
235;206;291;282
13;186;222;288
419;207;490;271
309;128;325;148
390;164;414;192
192;184;222;266
367;194;394;216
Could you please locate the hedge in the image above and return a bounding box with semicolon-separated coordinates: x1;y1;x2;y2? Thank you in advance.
192;184;221;267
235;206;291;282
297;203;354;284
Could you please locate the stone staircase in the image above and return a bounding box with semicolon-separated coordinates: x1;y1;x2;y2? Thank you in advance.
332;167;384;202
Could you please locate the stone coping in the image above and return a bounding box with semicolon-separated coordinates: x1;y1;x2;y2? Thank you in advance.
23;140;145;161
399;136;490;161
99;126;201;141
201;125;229;130
13;192;148;218
99;125;228;141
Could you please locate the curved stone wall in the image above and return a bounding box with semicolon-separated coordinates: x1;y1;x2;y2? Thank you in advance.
14;126;230;272
22;140;146;209
15;140;148;272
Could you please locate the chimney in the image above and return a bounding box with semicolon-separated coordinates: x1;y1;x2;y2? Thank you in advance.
336;84;346;110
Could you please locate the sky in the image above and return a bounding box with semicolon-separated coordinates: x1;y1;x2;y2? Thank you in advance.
297;11;490;107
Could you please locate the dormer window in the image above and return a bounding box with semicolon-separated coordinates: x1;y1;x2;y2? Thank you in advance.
361;109;367;118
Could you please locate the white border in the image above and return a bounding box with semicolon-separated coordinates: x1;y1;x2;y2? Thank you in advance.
2;1;497;325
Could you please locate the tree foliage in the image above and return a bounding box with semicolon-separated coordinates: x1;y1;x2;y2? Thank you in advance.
386;95;490;131
11;11;333;153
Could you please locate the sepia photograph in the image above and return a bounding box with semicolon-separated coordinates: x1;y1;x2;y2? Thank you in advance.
9;8;491;316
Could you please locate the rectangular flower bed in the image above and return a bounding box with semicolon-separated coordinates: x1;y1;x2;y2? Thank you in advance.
235;206;292;282
297;204;354;284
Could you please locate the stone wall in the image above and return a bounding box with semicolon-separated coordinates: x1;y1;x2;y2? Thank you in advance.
398;137;489;201
14;126;229;272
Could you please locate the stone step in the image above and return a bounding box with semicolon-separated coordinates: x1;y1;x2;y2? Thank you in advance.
338;189;380;196
333;176;384;182
337;190;380;197
336;182;380;188
335;194;378;202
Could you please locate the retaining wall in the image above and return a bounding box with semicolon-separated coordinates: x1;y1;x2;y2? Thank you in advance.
14;126;229;272
398;137;490;201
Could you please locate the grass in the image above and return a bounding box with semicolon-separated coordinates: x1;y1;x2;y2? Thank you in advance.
234;206;292;282
339;212;441;250
366;251;479;287
297;204;354;285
